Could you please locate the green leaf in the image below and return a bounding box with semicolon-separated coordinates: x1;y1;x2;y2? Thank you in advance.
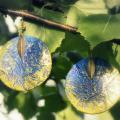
25;7;66;53
38;93;67;112
67;0;120;48
57;79;68;101
55;106;83;120
17;93;37;119
0;15;10;45
6;92;37;119
93;42;120;71
51;54;72;80
58;32;90;57
112;46;120;69
32;85;57;100
105;0;120;9
37;112;55;120
110;101;120;120
84;111;113;120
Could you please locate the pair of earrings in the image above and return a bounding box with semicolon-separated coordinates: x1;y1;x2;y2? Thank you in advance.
0;19;120;114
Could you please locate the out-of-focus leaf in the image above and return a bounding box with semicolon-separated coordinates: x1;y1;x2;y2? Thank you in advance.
6;92;37;119
25;7;66;53
67;0;120;48
0;15;9;45
105;0;120;9
66;51;82;64
32;85;57;100
18;93;37;119
57;79;68;101
84;111;113;120
112;43;120;69
110;101;120;120
38;93;67;112
55;106;83;120
37;112;55;120
4;91;18;111
93;42;120;71
58;32;90;57
0;0;32;9
51;54;72;80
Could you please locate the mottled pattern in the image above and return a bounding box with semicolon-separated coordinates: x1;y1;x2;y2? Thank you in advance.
0;36;52;91
65;58;120;114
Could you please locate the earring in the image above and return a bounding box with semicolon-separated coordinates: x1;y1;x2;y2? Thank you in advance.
0;18;52;91
65;52;120;114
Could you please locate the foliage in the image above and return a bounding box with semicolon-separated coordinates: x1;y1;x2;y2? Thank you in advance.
0;0;120;120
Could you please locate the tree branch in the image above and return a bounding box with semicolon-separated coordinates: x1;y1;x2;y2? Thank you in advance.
0;7;78;33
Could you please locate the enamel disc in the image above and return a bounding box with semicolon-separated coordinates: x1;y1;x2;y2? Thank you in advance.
65;58;120;114
0;36;52;91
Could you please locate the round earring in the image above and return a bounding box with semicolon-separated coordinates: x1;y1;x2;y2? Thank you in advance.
65;55;120;114
0;19;52;91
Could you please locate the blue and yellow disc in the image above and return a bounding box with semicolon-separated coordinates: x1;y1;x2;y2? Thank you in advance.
65;58;120;114
0;36;52;91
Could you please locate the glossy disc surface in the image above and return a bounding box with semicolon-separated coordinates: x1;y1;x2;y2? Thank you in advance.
0;36;52;91
65;58;120;114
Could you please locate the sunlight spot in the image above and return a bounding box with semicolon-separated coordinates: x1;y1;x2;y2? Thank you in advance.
8;109;24;120
4;15;16;33
45;79;56;87
37;99;45;107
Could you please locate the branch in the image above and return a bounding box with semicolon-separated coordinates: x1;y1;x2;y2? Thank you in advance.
0;7;78;33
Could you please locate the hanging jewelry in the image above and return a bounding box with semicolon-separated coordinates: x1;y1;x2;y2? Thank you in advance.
0;18;52;91
65;49;120;114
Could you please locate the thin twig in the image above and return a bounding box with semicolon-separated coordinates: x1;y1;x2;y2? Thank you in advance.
0;7;78;33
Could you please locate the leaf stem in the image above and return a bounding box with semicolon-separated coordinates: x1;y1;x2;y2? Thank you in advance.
0;7;78;33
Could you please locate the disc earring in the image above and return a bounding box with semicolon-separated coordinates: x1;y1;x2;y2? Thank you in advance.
65;51;120;114
0;19;52;91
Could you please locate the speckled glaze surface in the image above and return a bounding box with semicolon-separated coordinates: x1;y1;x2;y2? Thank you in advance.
0;36;52;91
65;58;120;114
